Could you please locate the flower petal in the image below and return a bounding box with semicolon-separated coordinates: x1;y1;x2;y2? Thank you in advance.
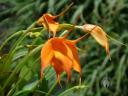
37;13;59;37
83;24;109;54
41;39;54;78
54;51;72;80
65;40;82;75
52;57;63;84
51;38;74;60
48;23;59;36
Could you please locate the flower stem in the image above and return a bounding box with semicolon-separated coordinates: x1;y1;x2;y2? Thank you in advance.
46;81;58;96
73;25;97;43
2;45;43;92
2;22;36;72
0;31;23;51
58;85;87;96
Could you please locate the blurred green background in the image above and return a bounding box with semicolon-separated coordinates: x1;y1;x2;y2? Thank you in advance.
0;0;128;96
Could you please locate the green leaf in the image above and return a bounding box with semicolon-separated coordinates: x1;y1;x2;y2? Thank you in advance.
58;85;87;96
14;80;39;96
13;50;28;61
19;65;32;81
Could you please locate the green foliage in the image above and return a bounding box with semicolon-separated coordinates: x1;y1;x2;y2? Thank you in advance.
0;0;128;96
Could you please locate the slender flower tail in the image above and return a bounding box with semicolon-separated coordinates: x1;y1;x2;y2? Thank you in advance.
60;30;73;39
72;25;97;44
55;2;74;18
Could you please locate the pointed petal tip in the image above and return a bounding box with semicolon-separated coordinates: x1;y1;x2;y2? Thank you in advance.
40;69;44;80
106;50;111;61
57;75;62;87
105;44;111;60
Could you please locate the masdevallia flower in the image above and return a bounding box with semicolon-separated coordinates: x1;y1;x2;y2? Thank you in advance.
37;3;74;37
37;13;59;37
37;14;75;37
82;24;109;55
40;37;81;82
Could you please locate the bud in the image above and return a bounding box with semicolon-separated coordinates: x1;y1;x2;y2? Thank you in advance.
27;32;41;38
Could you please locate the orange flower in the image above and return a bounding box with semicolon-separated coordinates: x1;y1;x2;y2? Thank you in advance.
41;37;81;83
37;3;74;37
82;24;109;55
37;13;59;37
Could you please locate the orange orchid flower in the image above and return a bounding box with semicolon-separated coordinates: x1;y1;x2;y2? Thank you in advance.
41;37;81;83
37;3;74;37
82;24;110;55
37;13;59;37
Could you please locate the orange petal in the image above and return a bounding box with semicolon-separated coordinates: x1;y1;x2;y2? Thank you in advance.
52;57;64;84
63;42;74;60
51;38;74;60
48;23;59;36
37;13;59;37
43;14;59;37
65;41;82;75
54;51;72;80
83;24;109;55
41;39;54;78
73;60;82;76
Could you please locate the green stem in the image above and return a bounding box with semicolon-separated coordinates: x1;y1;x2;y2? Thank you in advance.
59;30;69;37
7;57;41;96
0;31;23;51
0;26;43;52
2;44;43;91
107;34;128;47
29;27;43;31
9;22;36;54
58;85;87;96
3;22;36;72
75;25;83;30
46;81;58;96
46;73;66;96
35;90;48;95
